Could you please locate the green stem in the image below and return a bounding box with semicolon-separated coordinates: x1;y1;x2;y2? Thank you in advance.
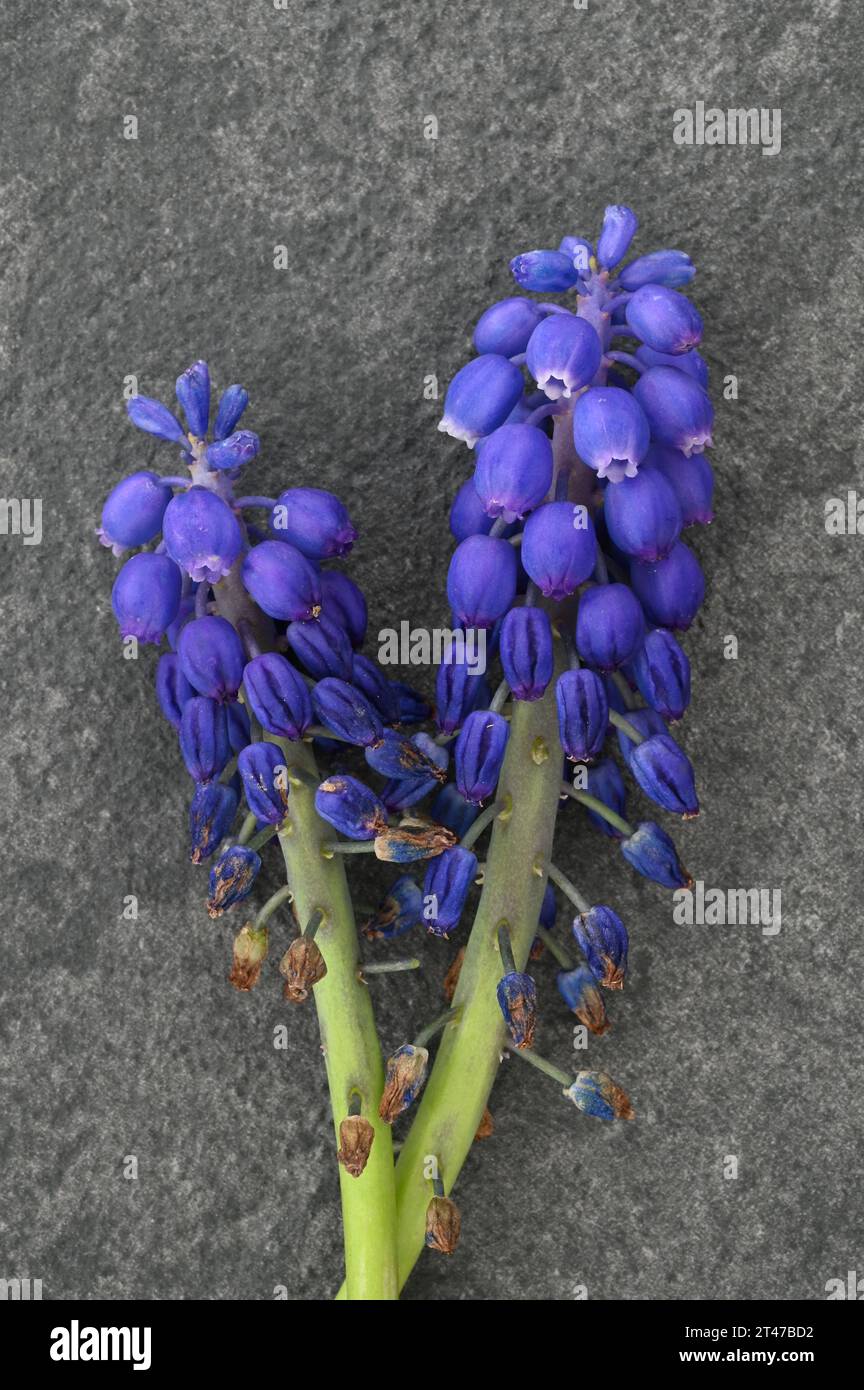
361;958;421;975
303;907;325;938
414;1007;460;1050
254;883;294;929
546;861;591;915
364;644;565;1295
219;754;239;786
246;822;280;854
507;1045;572;1089
271;734;398;1300
534;923;574;970
610;670;638;711
560;782;634;837
323;839;377;856
497;923;516;975
306;723;355;743
489;679;510;714
607;708;645;745
459;796;509;851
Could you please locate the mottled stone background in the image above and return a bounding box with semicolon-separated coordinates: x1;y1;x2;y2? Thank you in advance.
1;0;860;1301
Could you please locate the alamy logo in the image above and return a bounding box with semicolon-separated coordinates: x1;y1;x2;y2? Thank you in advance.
673;101;781;156
377;622;487;676
825;1270;864;1299
825;491;864;534
50;1321;152;1371
672;881;781;936
0;1276;42;1299
0;497;42;545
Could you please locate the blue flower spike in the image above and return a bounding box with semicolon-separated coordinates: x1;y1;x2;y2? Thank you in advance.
101;206;711;1282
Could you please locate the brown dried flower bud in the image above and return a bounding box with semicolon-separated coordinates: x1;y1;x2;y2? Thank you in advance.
474;1107;495;1141
567;1070;635;1121
378;1044;429;1123
442;946;466;1004
425;1195;461;1254
279;936;327;1003
573;977;609;1037
373;817;456;863
336;1115;375;1178
228;923;268;992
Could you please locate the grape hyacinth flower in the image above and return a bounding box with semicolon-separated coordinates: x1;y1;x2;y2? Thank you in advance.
179;696;231;783
450;476;499;540
473;424;553;521
636;344;710;387
629;733;700;818
633;365;714;457
287;613;354;681
242;539;322;622
556;668;609;763
558;235;593;274
567;1071;634;1121
454;709;509;804
351;653;401;724
575;583;645;671
177;616;245;703
243;653;313;739
379;1045;429;1124
365;730;447;793
320;571;368;648
499;606;554;702
435;654;490;735
596;204;639;268
572;386;650;482
557;965;609;1036
156;652;194;729
312;678;384;747
112;553;182;644
315;774;387;840
429;783;479;840
447;535;517;628
363;876;424;941
618;249;695;291
189;782;238;864
175;360;211;437
270;487;358;560
602;467;683;563
389;204;712;1289
621;821;693;890
510;248;582;293
521;500;596;599
238;742;290;825
104;355;463;1298
162;486;243;584
102;203;716;1301
624;284;703;355
630;627;691;721
437;354;525;447
473;296;547;357
207;844;261;918
526;313;602;401
629;540;706;630
98;471;173;555
645;445;714;526
423;846;478;936
497;970;537;1049
572;906;629;990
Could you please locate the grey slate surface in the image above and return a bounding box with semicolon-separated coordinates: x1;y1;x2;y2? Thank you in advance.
0;0;861;1301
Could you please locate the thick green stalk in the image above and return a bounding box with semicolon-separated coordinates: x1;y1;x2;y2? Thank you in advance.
272;734;398;1300
386;649;564;1292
